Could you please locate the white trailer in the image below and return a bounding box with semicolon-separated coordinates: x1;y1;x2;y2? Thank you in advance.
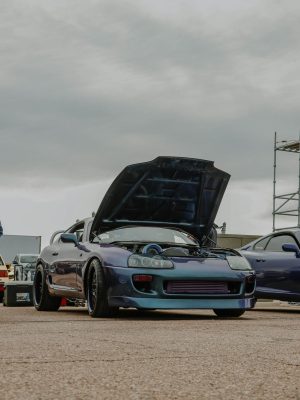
0;235;41;263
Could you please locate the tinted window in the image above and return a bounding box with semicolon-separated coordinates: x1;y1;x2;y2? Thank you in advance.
0;256;4;266
265;235;297;252
294;231;300;243
20;255;38;263
253;237;270;251
68;222;84;242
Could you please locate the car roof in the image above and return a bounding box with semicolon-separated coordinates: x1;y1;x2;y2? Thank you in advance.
241;229;300;250
273;228;300;233
17;254;39;257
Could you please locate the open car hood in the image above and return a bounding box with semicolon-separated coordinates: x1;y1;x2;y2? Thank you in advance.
90;157;230;242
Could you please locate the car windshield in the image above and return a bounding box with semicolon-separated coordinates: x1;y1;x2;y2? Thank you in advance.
97;227;198;245
20;255;38;263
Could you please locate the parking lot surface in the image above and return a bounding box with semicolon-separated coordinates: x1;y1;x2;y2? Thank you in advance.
0;303;299;400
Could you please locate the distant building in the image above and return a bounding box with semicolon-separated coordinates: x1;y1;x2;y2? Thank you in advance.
217;234;260;249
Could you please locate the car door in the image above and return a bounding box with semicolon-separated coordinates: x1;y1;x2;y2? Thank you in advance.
251;234;300;296
51;222;85;292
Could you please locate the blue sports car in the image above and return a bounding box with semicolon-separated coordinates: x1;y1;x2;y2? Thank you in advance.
241;229;300;301
33;157;256;318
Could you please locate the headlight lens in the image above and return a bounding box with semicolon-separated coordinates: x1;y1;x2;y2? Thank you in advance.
128;254;174;269
226;256;252;271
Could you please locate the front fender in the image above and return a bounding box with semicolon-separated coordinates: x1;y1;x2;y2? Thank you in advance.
80;245;131;297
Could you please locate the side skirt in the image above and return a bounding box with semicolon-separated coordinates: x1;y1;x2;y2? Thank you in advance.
48;284;85;299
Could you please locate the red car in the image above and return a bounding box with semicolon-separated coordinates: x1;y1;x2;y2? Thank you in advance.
0;254;9;302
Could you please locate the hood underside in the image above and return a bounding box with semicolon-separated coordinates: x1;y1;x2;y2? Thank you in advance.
90;157;230;242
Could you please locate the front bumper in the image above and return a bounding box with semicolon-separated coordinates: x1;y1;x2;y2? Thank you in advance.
108;296;256;310
104;263;256;311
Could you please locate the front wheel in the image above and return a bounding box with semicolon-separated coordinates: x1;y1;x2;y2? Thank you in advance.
213;309;245;318
33;264;61;311
87;259;118;318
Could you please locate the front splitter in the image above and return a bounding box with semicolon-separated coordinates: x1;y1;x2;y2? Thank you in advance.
109;296;256;310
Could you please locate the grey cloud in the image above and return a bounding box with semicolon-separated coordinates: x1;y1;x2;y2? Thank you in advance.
1;0;300;190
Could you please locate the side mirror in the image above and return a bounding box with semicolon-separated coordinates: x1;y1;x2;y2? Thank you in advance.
282;243;300;258
60;233;79;246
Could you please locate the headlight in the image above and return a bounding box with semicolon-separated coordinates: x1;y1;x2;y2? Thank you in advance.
226;256;252;271
128;254;174;269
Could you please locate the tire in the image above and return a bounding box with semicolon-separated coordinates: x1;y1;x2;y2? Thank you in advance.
86;258;118;318
33;264;61;311
213;309;245;318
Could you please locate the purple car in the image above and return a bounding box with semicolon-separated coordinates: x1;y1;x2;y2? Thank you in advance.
33;157;256;318
241;229;300;301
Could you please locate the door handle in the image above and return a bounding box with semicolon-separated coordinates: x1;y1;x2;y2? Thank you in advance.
52;252;59;256
256;258;266;262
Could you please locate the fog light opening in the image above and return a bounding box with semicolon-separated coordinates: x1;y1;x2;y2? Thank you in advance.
245;274;256;294
132;275;153;293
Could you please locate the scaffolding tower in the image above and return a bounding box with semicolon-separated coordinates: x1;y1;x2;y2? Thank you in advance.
273;132;300;231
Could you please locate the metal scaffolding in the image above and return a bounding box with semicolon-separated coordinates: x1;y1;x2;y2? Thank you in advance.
273;132;300;231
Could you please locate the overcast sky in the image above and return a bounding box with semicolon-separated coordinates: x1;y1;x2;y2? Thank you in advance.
1;0;300;246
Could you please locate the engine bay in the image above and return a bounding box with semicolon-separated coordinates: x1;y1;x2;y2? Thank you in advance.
115;242;239;259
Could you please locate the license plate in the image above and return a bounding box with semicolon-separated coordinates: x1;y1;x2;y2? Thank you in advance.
16;293;30;302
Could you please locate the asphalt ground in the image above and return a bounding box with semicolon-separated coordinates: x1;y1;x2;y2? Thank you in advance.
0;303;299;400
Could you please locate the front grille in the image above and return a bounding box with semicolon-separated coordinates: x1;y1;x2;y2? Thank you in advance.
165;280;240;295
